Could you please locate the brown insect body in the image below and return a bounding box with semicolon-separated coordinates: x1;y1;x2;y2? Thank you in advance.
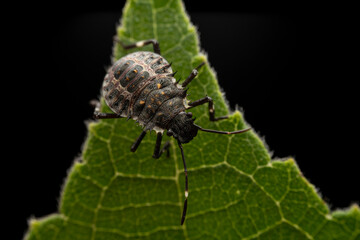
94;39;251;225
102;51;188;133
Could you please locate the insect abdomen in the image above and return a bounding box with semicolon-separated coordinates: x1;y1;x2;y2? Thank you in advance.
133;77;184;126
102;51;176;120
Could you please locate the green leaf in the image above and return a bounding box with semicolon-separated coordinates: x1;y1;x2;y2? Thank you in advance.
25;0;360;239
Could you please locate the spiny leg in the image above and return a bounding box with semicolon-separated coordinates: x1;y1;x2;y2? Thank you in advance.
177;140;188;225
181;62;205;88
152;133;170;159
90;99;123;119
187;96;228;121
131;131;147;152
116;38;161;55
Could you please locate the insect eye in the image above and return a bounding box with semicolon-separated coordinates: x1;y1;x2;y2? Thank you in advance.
167;130;173;136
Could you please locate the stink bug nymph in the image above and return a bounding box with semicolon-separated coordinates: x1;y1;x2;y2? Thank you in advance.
92;39;251;225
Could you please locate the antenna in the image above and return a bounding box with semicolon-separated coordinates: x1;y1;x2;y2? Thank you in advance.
194;124;251;135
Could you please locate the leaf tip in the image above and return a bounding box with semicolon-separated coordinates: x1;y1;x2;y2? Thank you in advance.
192;54;207;68
28;217;39;229
73;161;83;170
88;121;99;134
285;157;296;165
231;110;244;122
331;203;360;220
24;217;39;240
350;203;360;213
188;25;197;34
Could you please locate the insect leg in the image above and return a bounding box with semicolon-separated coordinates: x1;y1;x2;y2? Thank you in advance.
130;131;147;152
181;62;205;88
90;99;123;119
152;133;170;159
116;38;161;55
177;140;188;225
187;96;228;121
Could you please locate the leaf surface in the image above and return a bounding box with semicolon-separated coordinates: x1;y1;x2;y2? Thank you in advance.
25;0;360;239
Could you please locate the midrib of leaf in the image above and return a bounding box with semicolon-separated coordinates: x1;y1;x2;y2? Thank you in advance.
149;0;158;41
129;1;189;239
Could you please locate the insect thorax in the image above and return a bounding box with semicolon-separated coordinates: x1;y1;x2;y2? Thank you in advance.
102;51;187;131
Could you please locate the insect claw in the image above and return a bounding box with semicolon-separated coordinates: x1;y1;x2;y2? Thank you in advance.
195;61;206;70
164;62;172;70
168;71;177;77
181;88;188;97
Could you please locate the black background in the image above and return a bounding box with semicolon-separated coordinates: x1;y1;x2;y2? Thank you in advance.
8;1;358;239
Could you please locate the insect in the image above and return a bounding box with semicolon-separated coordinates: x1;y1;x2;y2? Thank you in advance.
92;39;251;225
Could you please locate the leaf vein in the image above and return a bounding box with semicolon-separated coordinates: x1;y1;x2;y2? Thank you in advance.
186;199;243;219
100;201;180;211
95;225;183;238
